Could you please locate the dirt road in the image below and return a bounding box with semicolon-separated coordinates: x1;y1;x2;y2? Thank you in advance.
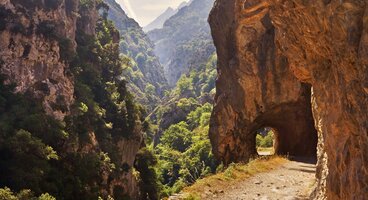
207;158;316;200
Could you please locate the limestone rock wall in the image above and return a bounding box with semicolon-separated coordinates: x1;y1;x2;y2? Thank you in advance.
271;1;368;199
209;0;368;199
0;0;79;120
209;0;317;165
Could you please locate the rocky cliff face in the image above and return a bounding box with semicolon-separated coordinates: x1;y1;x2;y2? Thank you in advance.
209;0;368;199
148;0;216;86
0;0;79;120
0;0;143;199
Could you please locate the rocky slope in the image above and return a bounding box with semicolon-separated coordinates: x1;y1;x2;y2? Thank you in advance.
209;0;368;199
0;0;144;199
105;0;168;109
148;0;215;86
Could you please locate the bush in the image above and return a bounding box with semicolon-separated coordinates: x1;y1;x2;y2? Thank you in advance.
38;193;56;200
176;75;194;95
0;187;17;200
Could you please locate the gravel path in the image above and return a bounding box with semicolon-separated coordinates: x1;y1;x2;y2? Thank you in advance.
207;158;316;200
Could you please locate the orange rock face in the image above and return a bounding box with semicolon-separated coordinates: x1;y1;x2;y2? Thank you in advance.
209;0;368;199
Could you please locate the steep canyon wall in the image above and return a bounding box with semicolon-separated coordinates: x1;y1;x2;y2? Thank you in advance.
209;0;368;199
0;0;142;198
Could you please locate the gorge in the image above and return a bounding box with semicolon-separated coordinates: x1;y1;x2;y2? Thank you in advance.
0;0;367;199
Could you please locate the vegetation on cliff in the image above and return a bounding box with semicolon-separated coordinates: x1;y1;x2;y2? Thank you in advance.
0;1;150;199
104;0;168;110
1;0;218;199
145;53;218;197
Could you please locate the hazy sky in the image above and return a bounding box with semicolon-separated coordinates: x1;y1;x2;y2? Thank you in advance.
116;0;187;27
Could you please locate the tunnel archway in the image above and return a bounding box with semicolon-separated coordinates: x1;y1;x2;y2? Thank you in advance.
248;97;318;159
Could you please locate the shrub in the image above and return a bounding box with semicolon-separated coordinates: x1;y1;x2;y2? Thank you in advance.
0;187;17;200
38;193;56;200
176;75;193;95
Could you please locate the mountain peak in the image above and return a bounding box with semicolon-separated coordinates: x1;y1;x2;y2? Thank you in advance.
143;1;192;32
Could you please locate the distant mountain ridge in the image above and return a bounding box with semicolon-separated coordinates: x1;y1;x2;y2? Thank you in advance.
148;0;216;86
143;7;176;32
143;1;190;32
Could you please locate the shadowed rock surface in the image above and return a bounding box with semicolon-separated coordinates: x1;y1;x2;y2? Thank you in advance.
0;0;80;120
209;0;368;199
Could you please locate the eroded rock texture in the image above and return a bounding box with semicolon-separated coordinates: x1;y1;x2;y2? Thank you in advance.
209;0;368;199
209;0;317;162
0;0;78;120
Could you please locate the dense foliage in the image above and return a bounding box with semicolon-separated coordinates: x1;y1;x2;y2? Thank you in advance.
104;0;167;110
1;0;219;199
146;52;218;197
0;187;55;200
156;105;217;196
0;1;148;199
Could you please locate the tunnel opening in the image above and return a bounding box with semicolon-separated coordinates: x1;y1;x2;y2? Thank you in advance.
249;89;319;160
256;127;275;156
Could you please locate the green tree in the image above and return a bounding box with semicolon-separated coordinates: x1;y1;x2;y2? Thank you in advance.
135;148;159;200
159;122;193;152
176;75;193;95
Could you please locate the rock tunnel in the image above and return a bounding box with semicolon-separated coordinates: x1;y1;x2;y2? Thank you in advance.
249;91;317;157
208;0;317;164
208;0;368;199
